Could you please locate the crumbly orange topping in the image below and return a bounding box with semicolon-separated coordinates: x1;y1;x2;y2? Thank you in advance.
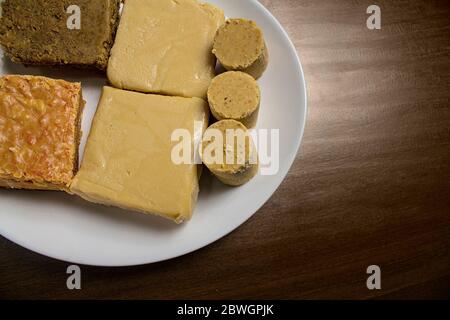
0;75;82;186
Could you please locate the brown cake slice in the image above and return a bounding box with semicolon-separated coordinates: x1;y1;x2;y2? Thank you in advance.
0;0;121;70
0;75;84;191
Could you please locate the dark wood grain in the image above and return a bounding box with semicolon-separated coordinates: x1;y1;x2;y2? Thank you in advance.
1;0;449;299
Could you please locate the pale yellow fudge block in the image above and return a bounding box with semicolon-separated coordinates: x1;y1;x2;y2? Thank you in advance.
107;0;225;98
70;86;209;223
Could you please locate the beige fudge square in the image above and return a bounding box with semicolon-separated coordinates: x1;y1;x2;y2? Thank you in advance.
70;86;209;223
107;0;224;98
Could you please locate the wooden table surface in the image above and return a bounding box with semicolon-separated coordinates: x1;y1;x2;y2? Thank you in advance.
1;0;449;299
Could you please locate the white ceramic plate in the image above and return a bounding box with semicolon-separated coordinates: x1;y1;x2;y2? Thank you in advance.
0;0;306;266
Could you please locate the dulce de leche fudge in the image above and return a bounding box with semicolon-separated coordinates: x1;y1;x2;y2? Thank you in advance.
0;0;121;70
0;75;84;191
107;0;224;98
70;86;209;223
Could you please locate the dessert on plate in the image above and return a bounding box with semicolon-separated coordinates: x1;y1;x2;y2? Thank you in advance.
207;71;261;128
70;86;209;223
0;0;268;223
213;19;269;79
0;0;121;70
107;0;224;98
201;119;259;186
0;75;84;191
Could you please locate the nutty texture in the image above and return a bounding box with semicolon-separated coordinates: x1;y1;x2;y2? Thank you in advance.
213;19;269;79
201;119;259;186
0;75;83;190
207;71;261;128
0;0;121;70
